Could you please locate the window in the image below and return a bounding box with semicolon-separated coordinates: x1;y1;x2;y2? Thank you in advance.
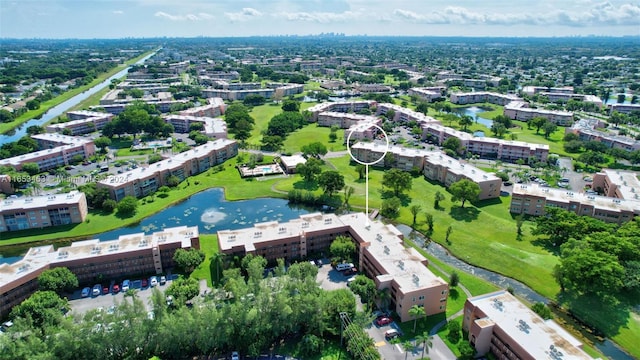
418;295;425;300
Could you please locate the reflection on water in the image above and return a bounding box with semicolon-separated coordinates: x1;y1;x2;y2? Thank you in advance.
452;106;494;128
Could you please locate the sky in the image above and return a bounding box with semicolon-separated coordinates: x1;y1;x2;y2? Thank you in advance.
0;0;639;39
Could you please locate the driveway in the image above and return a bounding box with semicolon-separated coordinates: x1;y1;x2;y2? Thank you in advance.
365;322;456;360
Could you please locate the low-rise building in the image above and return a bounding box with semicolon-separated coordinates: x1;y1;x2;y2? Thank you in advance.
521;86;575;96
463;290;593;360
217;212;449;322
450;92;522;106
510;183;639;223
566;118;640;152
179;97;226;118
0;226;199;317
163;115;227;138
0;191;88;232
98;139;238;201
408;87;445;102
504;101;574;126
609;103;640;114
376;103;441;126
307;100;377;122
47;111;115;135
279;154;307;174
0;134;95;171
592;169;640;201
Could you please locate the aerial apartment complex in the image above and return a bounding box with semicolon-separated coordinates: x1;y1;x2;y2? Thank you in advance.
510;183;639;224
163;114;228;139
504;101;574;126
609;103;640;115
450;92;522;106
522;86;603;107
178;97;226;118
217;212;449;322
566;118;640;152
351;142;501;200
46;110;115;135
408;87;446;102
0;133;96;171
97;138;238;201
0;226;199;317
0;191;88;232
463;290;593;360
201;83;304;101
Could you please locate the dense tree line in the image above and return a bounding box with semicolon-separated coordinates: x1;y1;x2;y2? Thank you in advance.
102;102;173;139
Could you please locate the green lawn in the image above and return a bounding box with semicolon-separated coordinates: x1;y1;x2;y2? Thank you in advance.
282;123;346;154
190;234;219;287
246;103;284;146
0;50;156;134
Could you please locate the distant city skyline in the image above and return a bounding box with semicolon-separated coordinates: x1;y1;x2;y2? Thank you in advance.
1;0;639;39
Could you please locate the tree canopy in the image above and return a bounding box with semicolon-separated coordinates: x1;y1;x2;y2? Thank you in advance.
330;235;356;264
382;168;413;197
37;267;78;294
449;179;480;208
173;248;206;274
317;170;345;197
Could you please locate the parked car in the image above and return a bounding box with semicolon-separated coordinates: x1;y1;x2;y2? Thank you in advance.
159;276;166;285
231;351;240;360
375;317;393;326
385;329;400;340
141;278;148;288
150;276;158;287
81;287;91;298
92;284;101;296
103;286;109;295
121;280;130;292
112;284;120;294
344;267;358;276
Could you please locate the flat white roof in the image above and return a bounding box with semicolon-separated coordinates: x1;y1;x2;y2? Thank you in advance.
469;290;592;360
601;169;640;201
31;133;92;145
351;141;436;160
66;110;113;119
163;114;227;135
513;183;640;213
0;191;84;212
280;154;307;169
426;152;500;183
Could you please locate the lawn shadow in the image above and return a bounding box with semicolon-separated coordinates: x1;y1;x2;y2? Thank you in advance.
293;180;319;191
449;206;480;222
530;237;561;256
474;197;503;208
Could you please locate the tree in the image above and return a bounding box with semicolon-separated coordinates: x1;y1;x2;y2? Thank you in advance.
409;304;426;333
516;214;525;239
450;271;459;287
296;157;322;183
343;185;355;209
409;204;421;225
434;191;445;209
102;199;117;213
22;162;40;176
26;125;45;135
531;302;553;320
328;131;337;142
242;94;266;106
116;196;138;217
447;320;461;344
530;117;548;134
37;267;78;294
382;168;413;197
0;109;14;123
166;174;181;187
458;115;473;131
355;164;366;180
26;99;41;110
449;179;480;208
532;207;614;247
415;332;433;360
458;341;476;360
445;226;453;243
380;197;401;219
261;134;284;151
425;212;434;233
10;290;68;329
188;121;205;132
173;248;205;274
443;137;462;154
94;136;111;153
301;142;327;158
543;121;557;139
318;171;345;197
281;99;300;112
490;122;507;137
349;275;377;306
165;276;199;306
330;235;356;263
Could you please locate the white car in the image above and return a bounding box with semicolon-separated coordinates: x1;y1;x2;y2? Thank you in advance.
150;276;158;287
231;351;240;360
159;276;166;285
92;284;101;296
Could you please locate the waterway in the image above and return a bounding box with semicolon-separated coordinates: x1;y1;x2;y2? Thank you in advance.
452;106;494;128
0;52;156;145
395;224;635;360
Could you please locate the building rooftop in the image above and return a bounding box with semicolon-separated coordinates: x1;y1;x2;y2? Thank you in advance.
279;154;307;169
31;133;93;145
513;183;640;213
0;191;85;212
66;110;113;119
351;141;436;160
425;152;500;183
600;169;640;201
468;290;592;360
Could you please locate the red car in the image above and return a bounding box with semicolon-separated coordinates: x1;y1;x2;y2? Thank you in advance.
376;317;393;326
112;284;120;294
141;278;148;288
102;286;109;295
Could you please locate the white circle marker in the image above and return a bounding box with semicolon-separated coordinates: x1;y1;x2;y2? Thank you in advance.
346;124;390;224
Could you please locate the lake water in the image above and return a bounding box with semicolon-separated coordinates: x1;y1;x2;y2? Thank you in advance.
452;106;494;128
0;52;156;145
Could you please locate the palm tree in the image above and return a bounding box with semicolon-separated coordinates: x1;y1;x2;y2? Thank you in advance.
343;186;355;210
409;304;426;333
409;204;422;226
402;340;415;360
458;115;473;131
416;332;433;359
375;288;392;312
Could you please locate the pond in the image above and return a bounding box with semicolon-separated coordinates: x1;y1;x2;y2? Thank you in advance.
0;188;314;263
452;106;494;128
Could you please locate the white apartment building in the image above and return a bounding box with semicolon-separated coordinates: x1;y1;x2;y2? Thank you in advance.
0;133;96;171
504;101;574;126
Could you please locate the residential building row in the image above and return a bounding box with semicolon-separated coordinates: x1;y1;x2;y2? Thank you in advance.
201;83;304;101
504;101;574;126
376;103;442;126
609;103;640;115
593;169;640;202
0;133;96;172
0;225;199;317
521;86;575;96
217;212;449;322
449;92;522;106
307;100;377;122
95;99;190;115
566;118;640;152
46;110;115;136
163;115;227;139
407;87;446;102
0;191;88;233
178;97;226;118
463;290;594;360
350;142;502;200
97;138;238;201
510;183;639;224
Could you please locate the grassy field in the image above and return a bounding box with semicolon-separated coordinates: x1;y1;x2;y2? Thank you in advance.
190;234;219;287
282;123;347;154
0;50;155;134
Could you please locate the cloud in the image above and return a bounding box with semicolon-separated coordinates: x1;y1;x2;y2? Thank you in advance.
274;10;366;23
112;10;124;15
224;7;263;22
393;2;640;27
154;11;214;21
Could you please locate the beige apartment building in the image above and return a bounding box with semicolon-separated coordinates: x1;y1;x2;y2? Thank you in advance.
178;97;227;118
449;92;522;106
510;184;639;223
47;110;115;135
97;139;238;201
163;114;228;138
0;226;199;317
504;101;574;126
0;133;95;171
408;87;445;102
463;290;593;360
592;169;640;201
217;212;449;322
307;101;377;122
0;191;88;232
